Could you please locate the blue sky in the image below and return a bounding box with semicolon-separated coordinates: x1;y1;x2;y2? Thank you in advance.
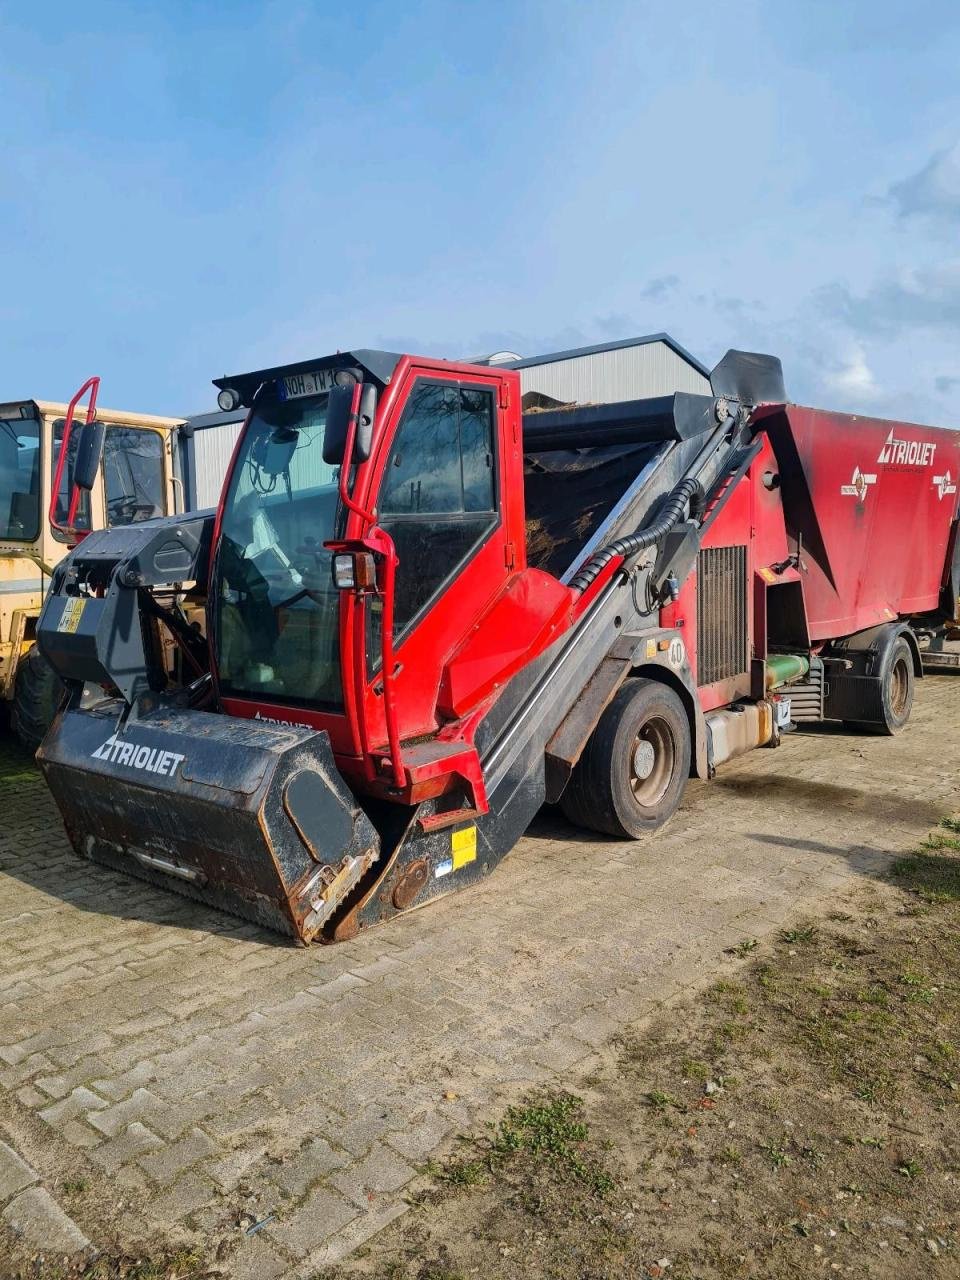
3;0;960;423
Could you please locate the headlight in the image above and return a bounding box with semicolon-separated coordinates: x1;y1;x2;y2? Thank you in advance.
217;387;242;412
332;554;355;589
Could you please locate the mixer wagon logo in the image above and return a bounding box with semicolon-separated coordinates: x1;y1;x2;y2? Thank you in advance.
933;470;958;501
877;430;937;468
90;734;185;777
840;466;877;502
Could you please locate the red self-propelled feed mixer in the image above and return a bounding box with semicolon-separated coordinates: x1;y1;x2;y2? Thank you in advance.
34;346;960;942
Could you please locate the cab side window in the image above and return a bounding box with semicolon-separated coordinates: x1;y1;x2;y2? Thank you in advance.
104;427;165;525
378;380;497;635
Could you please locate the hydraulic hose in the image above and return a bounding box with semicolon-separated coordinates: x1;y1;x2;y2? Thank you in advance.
569;476;705;594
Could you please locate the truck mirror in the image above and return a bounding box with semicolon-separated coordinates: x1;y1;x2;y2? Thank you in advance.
74;419;106;491
323;385;354;465
355;383;377;462
323;382;377;465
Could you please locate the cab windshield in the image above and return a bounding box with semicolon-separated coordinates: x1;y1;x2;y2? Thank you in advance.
215;392;344;709
0;416;41;542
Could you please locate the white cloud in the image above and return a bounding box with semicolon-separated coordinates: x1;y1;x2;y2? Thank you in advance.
889;142;960;222
824;347;881;399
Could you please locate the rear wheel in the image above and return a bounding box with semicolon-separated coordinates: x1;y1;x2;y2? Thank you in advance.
11;646;63;753
844;634;915;736
560;677;691;838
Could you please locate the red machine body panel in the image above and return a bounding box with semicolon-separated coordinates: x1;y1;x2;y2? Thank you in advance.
659;435;794;710
757;405;960;640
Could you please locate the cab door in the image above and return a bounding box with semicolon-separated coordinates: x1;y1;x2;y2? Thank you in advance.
361;366;513;745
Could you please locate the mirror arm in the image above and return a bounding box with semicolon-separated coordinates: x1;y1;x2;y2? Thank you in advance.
49;375;101;540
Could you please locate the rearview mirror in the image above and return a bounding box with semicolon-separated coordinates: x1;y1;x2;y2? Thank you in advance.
323;385;353;465
356;383;377;462
323;382;378;465
74;419;106;491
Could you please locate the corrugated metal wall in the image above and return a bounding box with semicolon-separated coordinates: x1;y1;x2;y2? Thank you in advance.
516;342;710;404
192;424;242;508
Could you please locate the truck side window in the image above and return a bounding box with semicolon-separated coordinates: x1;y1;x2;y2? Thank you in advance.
104;427;165;525
377;380;497;637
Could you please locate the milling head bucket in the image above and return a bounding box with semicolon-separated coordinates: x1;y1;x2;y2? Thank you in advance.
38;704;380;942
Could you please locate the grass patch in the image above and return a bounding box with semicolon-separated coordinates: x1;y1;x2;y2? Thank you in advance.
779;923;819;945
4;1249;211;1280
423;1090;615;1207
729;937;760;957
890;841;960;903
492;1094;615;1196
323;816;960;1280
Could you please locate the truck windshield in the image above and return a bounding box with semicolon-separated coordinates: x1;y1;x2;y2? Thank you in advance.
215;393;344;709
0;417;41;542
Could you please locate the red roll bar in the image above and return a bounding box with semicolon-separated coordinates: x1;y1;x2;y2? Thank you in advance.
49;375;100;540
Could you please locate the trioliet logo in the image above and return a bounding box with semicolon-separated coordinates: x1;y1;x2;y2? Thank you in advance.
877;429;937;468
253;710;310;727
91;734;185;777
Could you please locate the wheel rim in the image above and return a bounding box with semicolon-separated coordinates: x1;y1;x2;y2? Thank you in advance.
629;715;676;808
889;656;910;717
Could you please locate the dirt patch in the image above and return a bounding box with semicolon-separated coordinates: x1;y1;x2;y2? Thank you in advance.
326;819;960;1279
0;1247;210;1280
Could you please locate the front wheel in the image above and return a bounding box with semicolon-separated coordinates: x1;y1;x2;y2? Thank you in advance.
11;646;63;753
560;678;692;838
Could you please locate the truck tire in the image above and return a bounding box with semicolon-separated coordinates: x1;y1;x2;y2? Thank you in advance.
11;646;63;753
560;677;691;838
844;633;914;736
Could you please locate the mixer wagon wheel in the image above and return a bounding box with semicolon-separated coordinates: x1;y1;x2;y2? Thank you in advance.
11;646;64;753
560;677;691;839
844;633;915;737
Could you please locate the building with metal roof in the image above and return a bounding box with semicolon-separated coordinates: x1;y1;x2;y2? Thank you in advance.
478;333;710;404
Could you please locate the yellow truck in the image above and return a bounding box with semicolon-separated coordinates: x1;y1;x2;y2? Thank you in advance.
1;396;186;748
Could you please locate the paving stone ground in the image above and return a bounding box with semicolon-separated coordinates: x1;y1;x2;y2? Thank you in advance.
1;676;959;1276
0;1135;90;1259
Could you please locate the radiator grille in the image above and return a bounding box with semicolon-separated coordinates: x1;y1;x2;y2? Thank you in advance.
697;545;748;686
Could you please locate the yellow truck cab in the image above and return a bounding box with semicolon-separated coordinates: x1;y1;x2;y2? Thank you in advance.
1;398;185;747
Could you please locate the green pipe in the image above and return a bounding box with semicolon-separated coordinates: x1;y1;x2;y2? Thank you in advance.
765;653;810;689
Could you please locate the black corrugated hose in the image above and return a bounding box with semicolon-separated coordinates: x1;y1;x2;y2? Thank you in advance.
568;476;705;594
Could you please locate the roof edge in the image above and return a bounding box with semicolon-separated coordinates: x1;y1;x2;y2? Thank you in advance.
500;332;710;378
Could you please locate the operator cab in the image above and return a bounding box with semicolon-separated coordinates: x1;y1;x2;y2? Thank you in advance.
211;349;553;783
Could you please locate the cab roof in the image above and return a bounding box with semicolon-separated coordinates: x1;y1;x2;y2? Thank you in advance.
5;400;185;430
213;350;403;406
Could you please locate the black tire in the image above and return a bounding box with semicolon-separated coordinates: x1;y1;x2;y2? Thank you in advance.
844;634;915;737
560;677;692;838
11;646;63;753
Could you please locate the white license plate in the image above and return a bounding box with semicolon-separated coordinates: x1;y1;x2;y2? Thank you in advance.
280;369;336;399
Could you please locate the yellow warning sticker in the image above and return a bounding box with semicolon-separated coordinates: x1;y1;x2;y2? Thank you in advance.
645;638;657;659
57;597;86;634
451;825;477;870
